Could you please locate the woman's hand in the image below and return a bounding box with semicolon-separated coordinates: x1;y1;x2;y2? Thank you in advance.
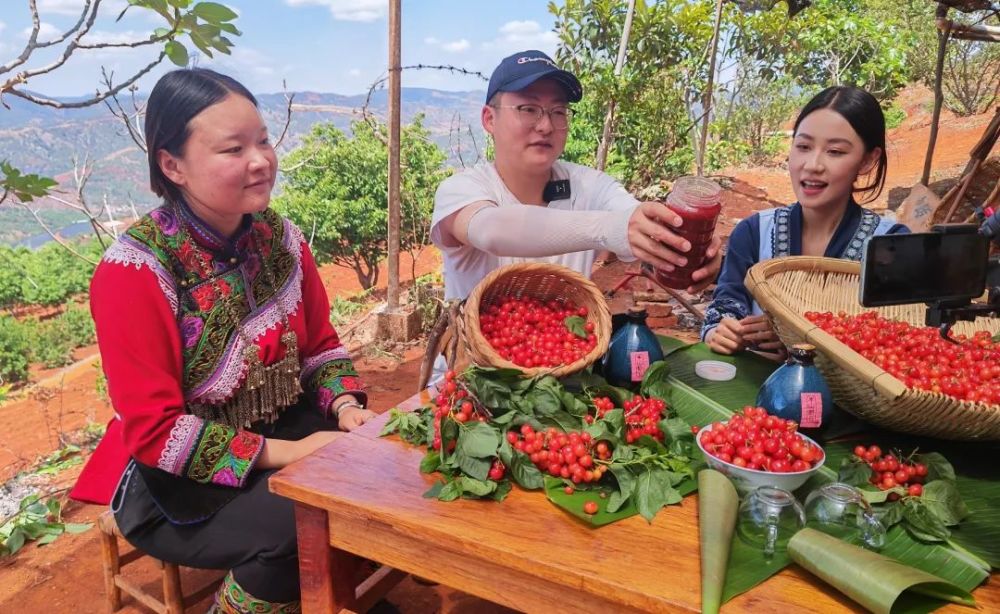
258;431;342;469
740;315;787;362
706;317;746;355
338;406;377;431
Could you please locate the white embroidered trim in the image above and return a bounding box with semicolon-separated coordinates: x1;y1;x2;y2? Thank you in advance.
103;238;179;314
189;220;306;403
300;347;352;383
157;414;204;475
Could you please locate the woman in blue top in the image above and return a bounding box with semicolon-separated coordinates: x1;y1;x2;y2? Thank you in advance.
703;85;910;358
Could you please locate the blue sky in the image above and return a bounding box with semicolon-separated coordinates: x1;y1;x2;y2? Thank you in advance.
0;0;560;97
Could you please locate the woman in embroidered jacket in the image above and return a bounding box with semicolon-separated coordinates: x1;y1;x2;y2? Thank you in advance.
70;69;375;613
703;86;910;358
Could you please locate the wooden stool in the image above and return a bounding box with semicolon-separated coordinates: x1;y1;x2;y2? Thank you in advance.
97;511;220;614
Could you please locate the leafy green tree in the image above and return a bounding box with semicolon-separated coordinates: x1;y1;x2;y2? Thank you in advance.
552;0;718;189
273;117;448;290
791;0;911;100
823;1;998;115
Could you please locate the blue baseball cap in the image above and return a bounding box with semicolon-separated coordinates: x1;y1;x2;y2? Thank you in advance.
485;50;583;104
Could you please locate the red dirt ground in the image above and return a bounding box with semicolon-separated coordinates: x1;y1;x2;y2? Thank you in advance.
1;85;995;612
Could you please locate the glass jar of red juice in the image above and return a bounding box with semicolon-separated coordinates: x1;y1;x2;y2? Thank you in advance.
654;176;722;290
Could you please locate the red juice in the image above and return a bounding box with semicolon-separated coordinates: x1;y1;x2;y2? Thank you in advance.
655;176;722;290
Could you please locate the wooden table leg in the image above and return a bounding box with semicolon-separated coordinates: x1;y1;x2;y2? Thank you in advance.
294;503;359;614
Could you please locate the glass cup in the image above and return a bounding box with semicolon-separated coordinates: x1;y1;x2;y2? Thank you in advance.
804;482;887;549
736;486;806;557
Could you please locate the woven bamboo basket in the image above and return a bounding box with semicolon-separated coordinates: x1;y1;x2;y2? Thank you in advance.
461;262;612;378
745;256;1000;441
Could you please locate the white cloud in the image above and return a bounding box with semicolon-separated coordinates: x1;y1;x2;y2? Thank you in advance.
84;29;145;45
348;68;361;77
284;0;387;22
35;0;127;16
442;39;470;53
216;46;278;79
22;22;62;41
482;20;558;55
36;0;91;15
425;36;470;53
0;21;6;33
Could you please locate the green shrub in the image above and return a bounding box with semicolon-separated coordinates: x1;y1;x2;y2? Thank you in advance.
0;315;30;384
25;319;73;369
329;295;369;328
884;104;907;130
59;304;95;348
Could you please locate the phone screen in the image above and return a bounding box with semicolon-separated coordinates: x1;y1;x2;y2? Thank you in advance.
860;232;989;306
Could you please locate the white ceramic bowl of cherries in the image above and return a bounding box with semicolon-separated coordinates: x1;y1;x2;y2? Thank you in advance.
695;406;825;492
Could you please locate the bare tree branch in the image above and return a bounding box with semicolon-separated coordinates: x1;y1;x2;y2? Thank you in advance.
6;52;166;109
77;30;175;50
15;202;98;265
273;80;296;149
1;0;102;93
104;78;147;152
0;0;93;75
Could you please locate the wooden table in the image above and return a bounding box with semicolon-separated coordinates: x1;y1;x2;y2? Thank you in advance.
270;391;1000;613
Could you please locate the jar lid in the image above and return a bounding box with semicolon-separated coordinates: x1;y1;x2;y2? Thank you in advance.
695;360;737;381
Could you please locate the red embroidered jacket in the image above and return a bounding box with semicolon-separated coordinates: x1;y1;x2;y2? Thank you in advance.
71;205;365;505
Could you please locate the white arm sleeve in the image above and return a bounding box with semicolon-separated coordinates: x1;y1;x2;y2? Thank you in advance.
466;204;637;259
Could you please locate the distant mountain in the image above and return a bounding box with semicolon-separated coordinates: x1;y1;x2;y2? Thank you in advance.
0;87;487;246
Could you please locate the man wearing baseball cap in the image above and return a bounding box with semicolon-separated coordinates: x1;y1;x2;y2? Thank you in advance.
431;50;722;300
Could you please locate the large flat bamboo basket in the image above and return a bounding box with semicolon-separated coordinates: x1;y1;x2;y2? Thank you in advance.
745;256;1000;441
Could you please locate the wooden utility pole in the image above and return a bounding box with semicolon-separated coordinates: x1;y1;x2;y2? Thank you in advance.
387;0;402;310
595;0;636;171
696;0;725;177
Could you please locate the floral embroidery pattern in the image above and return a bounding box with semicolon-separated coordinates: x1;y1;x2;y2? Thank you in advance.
300;347;351;383
308;359;365;414
112;207;303;405
185;421;263;487
842;209;880;261
180;316;205;349
210;571;301;614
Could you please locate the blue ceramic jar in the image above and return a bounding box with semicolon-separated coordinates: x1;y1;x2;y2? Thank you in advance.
756;343;834;440
602;308;664;388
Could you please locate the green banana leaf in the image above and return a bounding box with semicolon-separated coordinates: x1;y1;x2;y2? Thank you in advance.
543;475;698;527
820;434;1000;571
658;341;995;604
698;470;739;614
658;342;779;430
788;528;977;614
657;335;689;355
721;531;793;602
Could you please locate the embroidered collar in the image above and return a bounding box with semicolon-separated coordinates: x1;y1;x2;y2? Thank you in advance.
771;201;877;261
173;199;254;258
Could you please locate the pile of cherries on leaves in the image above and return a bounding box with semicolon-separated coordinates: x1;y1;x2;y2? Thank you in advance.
806;311;1000;406
838;444;970;544
380;363;700;522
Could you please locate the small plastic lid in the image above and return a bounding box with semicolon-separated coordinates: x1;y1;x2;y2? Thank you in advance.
695;360;737;381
